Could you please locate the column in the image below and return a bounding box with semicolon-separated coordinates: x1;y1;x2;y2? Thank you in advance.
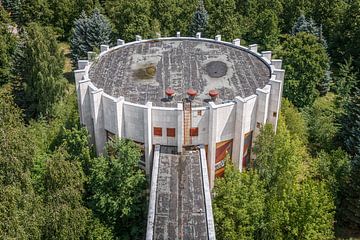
90;89;106;155
208;102;218;189
144;102;153;176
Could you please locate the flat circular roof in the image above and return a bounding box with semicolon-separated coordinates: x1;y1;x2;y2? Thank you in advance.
88;39;271;107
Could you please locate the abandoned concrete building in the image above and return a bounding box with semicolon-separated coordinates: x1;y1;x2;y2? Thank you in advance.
74;33;285;240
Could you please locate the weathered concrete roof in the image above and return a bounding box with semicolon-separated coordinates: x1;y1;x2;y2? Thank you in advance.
88;39;271;107
153;147;208;239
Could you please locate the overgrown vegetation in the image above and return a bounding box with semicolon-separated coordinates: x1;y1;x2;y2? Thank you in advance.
0;0;359;238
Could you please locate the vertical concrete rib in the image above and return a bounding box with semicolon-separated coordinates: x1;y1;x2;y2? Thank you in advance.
199;145;216;240
146;145;161;240
208;102;218;189
144;102;153;175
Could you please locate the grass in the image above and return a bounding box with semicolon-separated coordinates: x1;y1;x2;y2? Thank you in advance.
59;42;74;82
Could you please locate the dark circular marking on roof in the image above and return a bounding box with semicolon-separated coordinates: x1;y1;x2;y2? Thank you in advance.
205;61;228;78
88;39;271;107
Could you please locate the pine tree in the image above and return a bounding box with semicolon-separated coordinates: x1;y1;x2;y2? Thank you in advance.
17;23;67;118
340;155;360;229
334;58;358;106
188;0;208;37
2;0;22;24
341;89;360;157
70;9;111;65
292;14;318;35
86;8;112;50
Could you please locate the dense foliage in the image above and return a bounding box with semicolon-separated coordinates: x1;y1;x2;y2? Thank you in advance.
0;0;359;238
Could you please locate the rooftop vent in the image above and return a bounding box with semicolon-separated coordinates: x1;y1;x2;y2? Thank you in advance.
187;88;197;101
165;87;175;101
209;89;219;101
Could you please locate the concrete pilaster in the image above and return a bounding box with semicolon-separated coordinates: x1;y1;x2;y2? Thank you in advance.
267;76;282;131
114;96;125;137
232;95;257;172
100;45;109;53
78;79;90;126
77;60;89;70
249;44;258;53
208;102;218;189
232;97;245;171
90;89;106;155
232;38;241;46
177;102;183;153
261;51;272;61
117;39;125;46
254;85;271;139
271;59;282;69
144;102;153;175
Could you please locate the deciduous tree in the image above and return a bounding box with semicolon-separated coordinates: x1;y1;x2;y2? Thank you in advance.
17;23;67;118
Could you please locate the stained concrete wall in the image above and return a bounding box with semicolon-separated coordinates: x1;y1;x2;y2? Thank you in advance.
152;107;178;146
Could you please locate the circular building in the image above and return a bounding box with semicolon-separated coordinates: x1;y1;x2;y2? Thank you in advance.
75;34;285;186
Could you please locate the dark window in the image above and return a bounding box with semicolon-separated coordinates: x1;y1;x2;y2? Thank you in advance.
167;128;176;137
106;130;116;141
197;110;202;116
154;127;162;136
273;112;277;117
190;127;199;136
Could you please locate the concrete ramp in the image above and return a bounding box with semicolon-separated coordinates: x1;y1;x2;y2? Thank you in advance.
146;145;215;240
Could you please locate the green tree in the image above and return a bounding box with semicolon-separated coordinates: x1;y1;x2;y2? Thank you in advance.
340;89;360;157
277;32;330;108
0;86;44;239
304;93;341;153
70;9;112;64
312;149;350;206
280;98;308;142
205;0;242;41
292;14;318;36
334;58;358;106
213;160;265;240
42;148;90;240
104;0;152;42
47;0;78;39
2;0;22;23
330;0;360;71
88;139;147;239
18;0;52;26
340;155;360;229
17;23;67;118
0;7;17;85
248;9;280;50
188;0;209;37
279;0;312;33
253;119;335;239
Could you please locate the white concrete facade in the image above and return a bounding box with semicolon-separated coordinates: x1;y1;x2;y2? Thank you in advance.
75;36;284;185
